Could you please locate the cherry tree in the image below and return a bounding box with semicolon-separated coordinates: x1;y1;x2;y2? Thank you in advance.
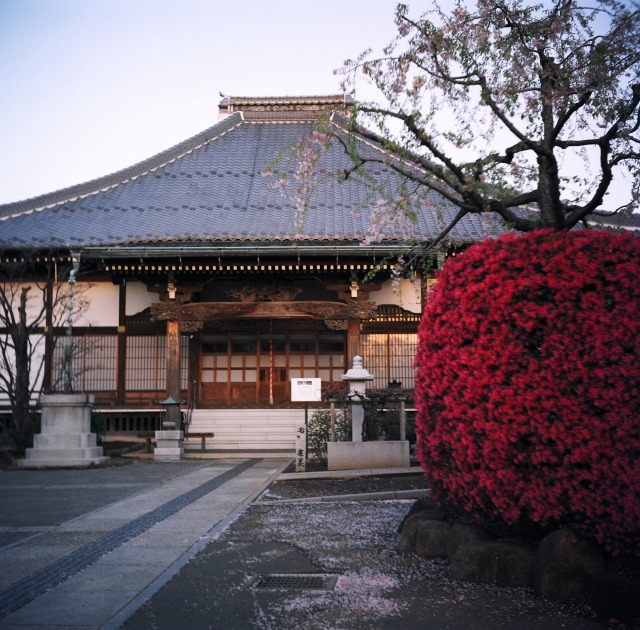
336;0;640;245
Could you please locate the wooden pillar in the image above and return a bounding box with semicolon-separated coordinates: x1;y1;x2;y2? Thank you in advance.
188;332;199;410
166;319;181;427
116;281;126;404
347;318;360;369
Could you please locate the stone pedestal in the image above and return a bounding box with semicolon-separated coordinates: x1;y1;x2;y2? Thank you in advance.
154;430;184;461
19;393;109;469
327;440;410;471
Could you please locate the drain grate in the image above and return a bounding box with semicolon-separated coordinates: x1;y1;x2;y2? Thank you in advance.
248;574;337;591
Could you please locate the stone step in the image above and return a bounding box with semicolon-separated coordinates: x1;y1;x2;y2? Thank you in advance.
187;409;308;451
184;439;295;451
23;446;106;460
18;456;110;469
184;449;293;459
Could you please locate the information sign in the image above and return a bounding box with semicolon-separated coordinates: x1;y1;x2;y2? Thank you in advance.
290;378;322;402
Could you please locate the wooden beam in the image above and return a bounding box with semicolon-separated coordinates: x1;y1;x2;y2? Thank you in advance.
174;301;378;321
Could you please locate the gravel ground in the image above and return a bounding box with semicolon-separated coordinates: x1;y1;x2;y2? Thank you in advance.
126;495;607;630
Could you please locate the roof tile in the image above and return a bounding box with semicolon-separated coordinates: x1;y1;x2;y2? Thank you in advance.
2;99;616;251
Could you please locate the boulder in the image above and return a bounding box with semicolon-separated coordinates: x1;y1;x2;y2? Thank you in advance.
397;500;447;554
397;498;446;533
415;520;450;558
533;529;606;601
450;541;535;588
446;522;493;559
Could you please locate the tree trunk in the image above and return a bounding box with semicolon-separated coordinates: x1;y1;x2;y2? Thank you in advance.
42;275;54;392
12;287;34;446
537;151;565;229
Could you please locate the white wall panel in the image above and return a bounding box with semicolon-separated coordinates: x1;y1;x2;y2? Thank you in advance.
126;280;157;316
75;282;118;326
368;279;421;313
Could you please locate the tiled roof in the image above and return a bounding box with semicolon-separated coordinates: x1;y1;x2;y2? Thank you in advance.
587;211;640;231
0;112;499;251
1;95;607;252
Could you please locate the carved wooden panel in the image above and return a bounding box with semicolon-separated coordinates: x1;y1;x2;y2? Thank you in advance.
179;301;377;321
152;300;377;322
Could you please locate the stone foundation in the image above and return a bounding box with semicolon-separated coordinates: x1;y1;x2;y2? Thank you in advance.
19;393;109;468
154;430;184;461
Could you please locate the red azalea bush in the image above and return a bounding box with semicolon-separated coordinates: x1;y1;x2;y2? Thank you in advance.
414;229;640;554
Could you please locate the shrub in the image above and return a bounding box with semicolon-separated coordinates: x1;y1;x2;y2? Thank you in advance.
362;394;416;443
91;410;105;446
307;408;351;465
414;229;640;555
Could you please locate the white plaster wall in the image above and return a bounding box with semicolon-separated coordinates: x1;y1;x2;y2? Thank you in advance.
126;280;157;316
368;278;422;313
75;282;118;327
0;333;45;405
4;282;47;322
1;282;77;405
29;335;45;395
6;281;106;328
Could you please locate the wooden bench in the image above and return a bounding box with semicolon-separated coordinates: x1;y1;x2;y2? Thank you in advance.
184;432;215;452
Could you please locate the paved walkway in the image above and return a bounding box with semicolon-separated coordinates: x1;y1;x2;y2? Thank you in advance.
0;458;289;629
0;459;604;630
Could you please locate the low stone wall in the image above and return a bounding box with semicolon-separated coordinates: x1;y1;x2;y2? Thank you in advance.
398;499;640;624
327;441;410;471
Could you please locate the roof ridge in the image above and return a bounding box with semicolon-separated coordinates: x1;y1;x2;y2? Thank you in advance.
0;113;245;220
219;94;354;122
222;94;350;104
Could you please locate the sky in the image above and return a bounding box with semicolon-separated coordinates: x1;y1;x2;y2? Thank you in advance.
0;0;634;212
0;0;402;205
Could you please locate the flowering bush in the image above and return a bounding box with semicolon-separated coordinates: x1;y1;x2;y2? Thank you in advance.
414;229;640;554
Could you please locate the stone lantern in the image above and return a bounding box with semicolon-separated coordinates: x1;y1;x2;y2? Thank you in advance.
154;396;184;461
327;355;410;471
341;356;373;442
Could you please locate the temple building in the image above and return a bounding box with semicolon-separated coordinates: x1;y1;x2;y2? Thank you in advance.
2;95;634;454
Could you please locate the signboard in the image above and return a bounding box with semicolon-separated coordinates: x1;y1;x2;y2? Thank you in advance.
290;378;322;402
295;425;306;472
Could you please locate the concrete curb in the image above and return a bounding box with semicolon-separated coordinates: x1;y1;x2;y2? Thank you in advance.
277;465;424;481
256;488;427;504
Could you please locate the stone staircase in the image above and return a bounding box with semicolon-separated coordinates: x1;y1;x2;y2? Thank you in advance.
186;408;315;457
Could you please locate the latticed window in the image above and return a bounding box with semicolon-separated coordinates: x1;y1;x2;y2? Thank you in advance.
126;335;188;391
200;331;346;404
52;334;117;391
360;333;418;389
